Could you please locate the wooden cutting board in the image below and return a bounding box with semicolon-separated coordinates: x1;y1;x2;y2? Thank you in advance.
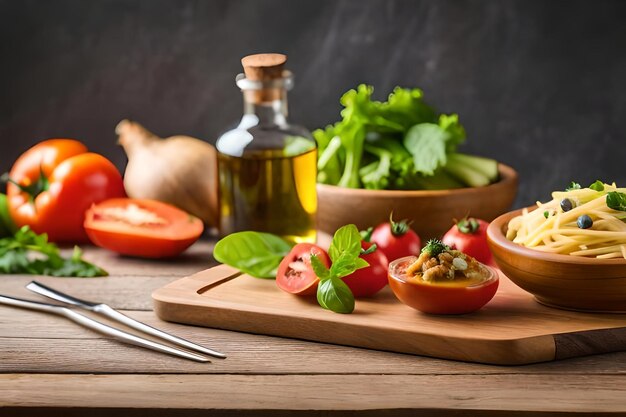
152;264;626;365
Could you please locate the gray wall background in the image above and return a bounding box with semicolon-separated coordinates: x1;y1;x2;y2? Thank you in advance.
1;0;625;208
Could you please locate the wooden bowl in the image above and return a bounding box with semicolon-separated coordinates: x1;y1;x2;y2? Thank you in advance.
487;208;626;312
317;163;518;241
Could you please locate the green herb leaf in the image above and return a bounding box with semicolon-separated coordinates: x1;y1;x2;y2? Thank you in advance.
317;276;355;314
606;191;626;212
403;123;450;176
0;226;106;277
589;180;605;192
310;254;330;280
566;182;581;191
328;224;363;265
213;231;292;279
543;211;549;219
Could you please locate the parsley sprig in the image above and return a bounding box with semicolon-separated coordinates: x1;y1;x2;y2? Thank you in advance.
0;226;107;277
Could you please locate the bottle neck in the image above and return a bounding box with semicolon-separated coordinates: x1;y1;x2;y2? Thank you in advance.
242;91;288;126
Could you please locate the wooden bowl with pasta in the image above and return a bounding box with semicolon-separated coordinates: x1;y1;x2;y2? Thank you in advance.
487;208;626;312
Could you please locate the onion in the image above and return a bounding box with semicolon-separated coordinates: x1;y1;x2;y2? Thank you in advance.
116;120;218;227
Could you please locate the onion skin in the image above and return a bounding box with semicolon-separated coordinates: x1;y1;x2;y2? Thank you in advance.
116;119;218;227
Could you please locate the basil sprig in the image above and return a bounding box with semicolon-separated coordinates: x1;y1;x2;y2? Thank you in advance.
310;224;368;314
213;231;292;278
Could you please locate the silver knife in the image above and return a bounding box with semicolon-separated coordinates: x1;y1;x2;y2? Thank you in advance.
0;294;210;363
26;281;226;359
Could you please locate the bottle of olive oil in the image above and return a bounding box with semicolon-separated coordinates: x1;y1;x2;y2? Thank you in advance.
216;53;317;244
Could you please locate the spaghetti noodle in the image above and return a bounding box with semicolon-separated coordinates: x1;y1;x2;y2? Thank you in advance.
506;182;626;259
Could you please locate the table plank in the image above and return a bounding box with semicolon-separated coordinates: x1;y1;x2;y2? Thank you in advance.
2;374;626;414
0;242;217;311
1;308;626;375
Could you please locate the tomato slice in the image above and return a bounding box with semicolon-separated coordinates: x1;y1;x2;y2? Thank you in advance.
84;198;203;258
276;243;330;295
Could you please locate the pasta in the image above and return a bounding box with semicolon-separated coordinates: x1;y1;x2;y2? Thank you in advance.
506;182;626;259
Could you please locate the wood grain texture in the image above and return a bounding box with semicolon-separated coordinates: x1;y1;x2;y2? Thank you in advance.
2;374;626;414
2;245;626;415
2;308;626;375
153;264;626;365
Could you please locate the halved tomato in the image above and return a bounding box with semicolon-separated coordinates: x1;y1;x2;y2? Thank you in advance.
84;198;203;258
276;243;330;295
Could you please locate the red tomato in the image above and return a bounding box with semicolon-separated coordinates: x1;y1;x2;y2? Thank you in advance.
388;256;499;314
341;241;389;297
276;243;331;295
7;139;126;243
442;218;493;265
371;216;421;262
84;198;203;258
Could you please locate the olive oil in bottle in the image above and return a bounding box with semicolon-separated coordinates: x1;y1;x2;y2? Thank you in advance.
216;54;317;244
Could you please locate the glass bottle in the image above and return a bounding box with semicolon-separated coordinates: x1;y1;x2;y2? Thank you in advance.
216;54;317;244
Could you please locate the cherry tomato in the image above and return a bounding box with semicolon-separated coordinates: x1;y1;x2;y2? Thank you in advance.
84;198;203;258
276;243;330;295
388;256;499;314
371;215;421;262
341;241;389;297
442;217;493;265
6;139;126;243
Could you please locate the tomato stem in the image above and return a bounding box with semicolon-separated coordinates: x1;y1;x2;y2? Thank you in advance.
389;212;412;237
457;217;480;234
1;165;50;201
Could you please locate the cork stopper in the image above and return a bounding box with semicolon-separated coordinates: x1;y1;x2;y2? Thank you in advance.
241;53;287;81
240;53;288;103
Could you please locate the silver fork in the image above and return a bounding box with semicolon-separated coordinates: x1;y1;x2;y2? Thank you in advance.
0;294;211;363
25;281;226;359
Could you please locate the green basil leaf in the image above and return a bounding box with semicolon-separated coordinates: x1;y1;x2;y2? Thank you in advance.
354;257;370;269
213;231;292;279
589;180;605;192
310;254;330;280
317;276;355;314
606;191;626;212
328;224;363;264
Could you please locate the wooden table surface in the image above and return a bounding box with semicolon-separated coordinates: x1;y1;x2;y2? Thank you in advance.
1;241;626;416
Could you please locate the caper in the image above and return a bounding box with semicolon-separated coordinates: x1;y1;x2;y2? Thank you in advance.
560;198;573;212
577;214;593;229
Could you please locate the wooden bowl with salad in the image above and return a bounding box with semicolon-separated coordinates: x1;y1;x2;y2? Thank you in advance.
314;85;517;240
487;181;626;312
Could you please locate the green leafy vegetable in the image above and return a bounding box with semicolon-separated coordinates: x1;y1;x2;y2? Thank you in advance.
606;191;626;212
311;224;369;314
403;123;449;175
314;84;496;191
213;231;292;279
0;226;107;277
589;180;605;192
566;182;581;191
